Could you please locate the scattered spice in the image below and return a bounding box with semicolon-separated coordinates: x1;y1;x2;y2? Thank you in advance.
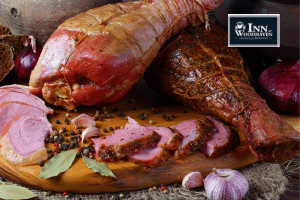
160;185;166;191
55;120;60;124
83;139;87;143
109;127;113;131
149;120;154;124
39;161;44;167
66;113;70;117
119;193;124;198
162;114;166;119
103;128;107;133
164;189;169;194
78;130;82;134
108;115;113;118
152;186;157;191
149;188;154;192
69;131;75;135
63;191;68;196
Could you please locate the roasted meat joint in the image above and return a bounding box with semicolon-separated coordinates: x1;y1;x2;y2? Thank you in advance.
0;0;299;196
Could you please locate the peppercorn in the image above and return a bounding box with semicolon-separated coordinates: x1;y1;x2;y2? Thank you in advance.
108;115;113;118
69;143;76;149
63;191;68;196
64;132;68;136
139;115;145;120
65;138;69;142
78;130;82;134
49;153;54;159
103;114;107;118
49;138;54;143
112;107;119;112
1;177;6;182
117;112;125;117
165;117;170;121
76;152;82;157
94;116;99;121
69;131;75;135
57;139;62;144
103;128;107;133
62;127;67;132
162;114;166;119
182;109;187;113
55;120;60;124
171;114;175;118
56;150;61;154
152;110;157;114
39;161;44;167
64;118;69;122
83;139;87;143
109;127;113;131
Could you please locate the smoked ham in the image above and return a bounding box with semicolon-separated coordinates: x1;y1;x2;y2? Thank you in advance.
0;86;53;114
28;0;223;110
0;102;46;134
93;117;161;161
171;117;211;158
144;24;300;163
128;126;183;167
0;115;52;166
199;116;240;158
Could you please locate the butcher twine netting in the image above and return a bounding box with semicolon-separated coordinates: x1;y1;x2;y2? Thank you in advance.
0;160;295;200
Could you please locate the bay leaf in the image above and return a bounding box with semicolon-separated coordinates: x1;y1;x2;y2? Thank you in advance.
83;156;116;178
39;149;77;179
0;185;37;199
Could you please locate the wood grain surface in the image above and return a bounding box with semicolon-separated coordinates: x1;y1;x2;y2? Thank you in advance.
0;79;298;193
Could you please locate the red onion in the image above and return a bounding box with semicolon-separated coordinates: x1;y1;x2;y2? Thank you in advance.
256;60;300;115
14;36;42;80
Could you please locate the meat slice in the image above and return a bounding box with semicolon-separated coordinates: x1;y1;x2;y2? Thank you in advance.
0;88;53;114
171;117;212;158
0;84;30;93
199;116;240;158
0;115;52;166
92;117;161;161
0;102;46;135
128;126;183;167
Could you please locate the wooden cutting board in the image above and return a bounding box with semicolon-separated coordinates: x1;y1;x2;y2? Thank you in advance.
0;79;298;193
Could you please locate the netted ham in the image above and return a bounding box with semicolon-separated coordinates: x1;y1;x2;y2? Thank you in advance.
199;116;240;158
92;117;161;161
171;117;211;158
128;126;183;167
0;102;46;134
29;0;223;110
0;115;52;166
144;24;300;163
0;85;53;114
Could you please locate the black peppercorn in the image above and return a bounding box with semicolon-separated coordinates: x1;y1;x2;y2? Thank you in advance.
109;127;113;131
109;115;113;118
62;127;67;132
64;132;68;136
77;130;82;134
139;114;145;120
103;128;107;133
0;177;6;182
55;120;60;124
49;138;54;143
103;114;107;118
65;138;69;142
69;131;75;135
162;114;166;119
49;153;54;158
83;139;87;143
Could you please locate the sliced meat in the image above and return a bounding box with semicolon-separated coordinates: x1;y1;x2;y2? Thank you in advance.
199;116;240;158
0;89;53;114
171;117;212;158
92;117;161;161
0;84;30;93
128;126;183;167
0;102;46;135
0;115;52;166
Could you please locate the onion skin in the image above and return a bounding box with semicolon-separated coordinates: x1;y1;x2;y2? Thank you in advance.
204;168;248;200
14;36;42;80
256;60;300;115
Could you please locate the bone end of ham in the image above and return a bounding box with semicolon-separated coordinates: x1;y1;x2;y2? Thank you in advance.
171;117;212;158
199;116;240;158
0;115;52;166
93;117;161;161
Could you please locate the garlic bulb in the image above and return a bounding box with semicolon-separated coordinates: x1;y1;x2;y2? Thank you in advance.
204;168;248;200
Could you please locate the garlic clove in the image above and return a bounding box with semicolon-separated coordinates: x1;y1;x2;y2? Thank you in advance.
82;127;101;142
204;168;249;200
71;113;96;129
182;171;204;189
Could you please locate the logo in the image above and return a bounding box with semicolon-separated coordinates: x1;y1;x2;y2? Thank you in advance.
234;22;246;36
228;14;280;47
